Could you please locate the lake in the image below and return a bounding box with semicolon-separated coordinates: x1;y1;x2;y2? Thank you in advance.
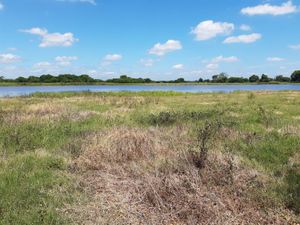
0;84;299;97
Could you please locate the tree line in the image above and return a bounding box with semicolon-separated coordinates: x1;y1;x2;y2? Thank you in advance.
0;70;299;84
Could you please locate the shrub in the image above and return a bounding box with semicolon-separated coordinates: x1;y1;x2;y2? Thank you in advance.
192;120;222;169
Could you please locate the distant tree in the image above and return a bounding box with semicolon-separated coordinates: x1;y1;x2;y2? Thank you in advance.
260;74;270;82
174;78;185;83
275;75;291;82
249;75;259;82
212;73;228;83
228;77;248;83
0;76;4;81
79;74;95;82
198;78;204;82
16;76;28;83
144;78;152;83
27;76;40;83
40;74;57;83
291;70;300;82
120;75;128;79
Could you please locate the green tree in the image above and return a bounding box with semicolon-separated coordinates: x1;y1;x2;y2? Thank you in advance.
260;74;270;82
249;75;259;82
174;78;185;83
28;76;40;83
228;77;248;83
16;77;28;83
291;70;300;82
212;73;228;83
275;75;291;82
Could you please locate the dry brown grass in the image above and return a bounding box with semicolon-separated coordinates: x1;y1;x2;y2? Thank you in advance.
0;101;96;124
278;125;300;136
65;126;297;225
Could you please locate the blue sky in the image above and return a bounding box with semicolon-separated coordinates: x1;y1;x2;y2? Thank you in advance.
0;0;299;80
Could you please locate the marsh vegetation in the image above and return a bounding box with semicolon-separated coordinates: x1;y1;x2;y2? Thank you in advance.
0;91;299;224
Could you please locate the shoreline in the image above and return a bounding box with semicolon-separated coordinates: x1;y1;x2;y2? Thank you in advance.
0;82;299;87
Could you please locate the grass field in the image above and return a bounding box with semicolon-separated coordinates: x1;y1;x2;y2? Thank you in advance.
0;91;299;224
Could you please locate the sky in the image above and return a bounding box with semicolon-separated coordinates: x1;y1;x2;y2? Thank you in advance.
0;0;300;80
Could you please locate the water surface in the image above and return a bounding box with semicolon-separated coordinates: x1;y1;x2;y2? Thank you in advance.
0;84;299;97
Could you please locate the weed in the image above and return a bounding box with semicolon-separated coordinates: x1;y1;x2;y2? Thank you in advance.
192;120;222;169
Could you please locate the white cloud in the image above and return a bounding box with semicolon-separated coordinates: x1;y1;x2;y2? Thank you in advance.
206;63;219;70
240;24;251;31
0;2;4;10
173;64;184;69
289;44;300;50
57;0;96;5
55;56;78;66
241;1;298;16
149;40;182;56
212;55;239;63
267;57;285;62
223;33;262;44
0;54;21;64
103;54;122;61
101;54;122;66
21;27;79;47
191;20;234;41
140;59;155;67
33;62;52;69
204;55;238;71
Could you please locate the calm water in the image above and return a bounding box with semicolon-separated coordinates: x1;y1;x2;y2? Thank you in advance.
0;84;299;97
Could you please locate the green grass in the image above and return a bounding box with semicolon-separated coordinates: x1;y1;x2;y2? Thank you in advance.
0;152;73;225
0;90;299;224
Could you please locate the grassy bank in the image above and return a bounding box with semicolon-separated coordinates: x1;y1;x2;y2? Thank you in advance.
0;91;299;224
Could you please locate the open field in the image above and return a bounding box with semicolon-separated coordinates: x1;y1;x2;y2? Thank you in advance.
0;91;299;224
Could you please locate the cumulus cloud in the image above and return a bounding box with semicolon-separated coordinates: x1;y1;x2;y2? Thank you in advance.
289;44;300;50
33;62;52;69
55;56;78;66
212;55;239;63
0;54;21;64
101;54;123;66
149;40;182;56
223;33;262;44
267;57;285;62
57;0;96;5
240;24;251;31
21;27;79;47
241;1;298;16
206;63;219;70
204;55;238;71
103;54;123;61
173;64;184;69
191;20;234;41
140;59;155;67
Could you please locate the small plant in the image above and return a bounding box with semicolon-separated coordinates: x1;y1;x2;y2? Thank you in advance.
247;92;256;100
193;120;222;169
284;165;300;214
257;105;275;129
148;111;177;126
